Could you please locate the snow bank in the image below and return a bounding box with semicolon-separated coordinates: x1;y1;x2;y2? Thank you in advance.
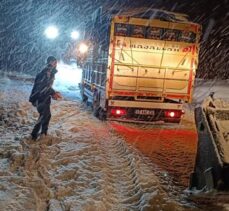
193;79;229;105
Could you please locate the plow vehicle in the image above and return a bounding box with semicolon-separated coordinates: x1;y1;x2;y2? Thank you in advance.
190;95;229;191
78;8;201;123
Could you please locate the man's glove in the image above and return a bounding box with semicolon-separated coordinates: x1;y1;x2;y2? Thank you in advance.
52;91;62;100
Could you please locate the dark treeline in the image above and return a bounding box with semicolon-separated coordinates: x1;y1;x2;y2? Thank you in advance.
0;0;228;79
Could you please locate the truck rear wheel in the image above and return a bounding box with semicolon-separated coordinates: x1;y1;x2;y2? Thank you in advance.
93;104;100;117
92;92;107;120
98;108;107;120
92;92;100;117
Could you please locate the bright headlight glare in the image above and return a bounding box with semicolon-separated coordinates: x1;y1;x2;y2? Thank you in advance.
79;43;88;54
71;30;80;40
44;26;59;39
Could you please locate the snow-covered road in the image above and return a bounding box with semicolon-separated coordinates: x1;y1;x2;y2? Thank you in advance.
0;75;186;210
0;73;228;210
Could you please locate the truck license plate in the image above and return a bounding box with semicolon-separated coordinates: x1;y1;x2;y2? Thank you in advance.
135;109;155;115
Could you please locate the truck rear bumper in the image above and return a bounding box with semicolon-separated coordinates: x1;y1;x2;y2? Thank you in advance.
108;117;181;124
108;118;166;124
107;100;183;123
108;100;183;110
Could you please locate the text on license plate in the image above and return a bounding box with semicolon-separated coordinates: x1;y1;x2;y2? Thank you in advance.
135;109;155;115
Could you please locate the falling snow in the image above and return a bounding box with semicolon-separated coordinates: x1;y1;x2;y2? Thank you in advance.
0;0;228;78
0;1;229;211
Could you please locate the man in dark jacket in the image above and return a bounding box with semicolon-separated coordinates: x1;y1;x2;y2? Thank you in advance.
29;56;61;140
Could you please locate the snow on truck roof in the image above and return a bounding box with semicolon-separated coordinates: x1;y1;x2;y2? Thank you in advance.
114;9;189;22
92;7;195;24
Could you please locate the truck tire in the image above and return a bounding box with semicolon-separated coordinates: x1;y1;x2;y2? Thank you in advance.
80;85;88;102
92;92;100;117
93;105;100;117
82;94;88;102
98;108;107;120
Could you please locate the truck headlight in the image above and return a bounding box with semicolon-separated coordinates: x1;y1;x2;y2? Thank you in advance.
79;43;88;54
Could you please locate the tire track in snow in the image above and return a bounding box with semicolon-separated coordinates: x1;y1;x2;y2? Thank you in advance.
48;101;184;210
89;123;185;211
99;136;143;210
1;99;185;210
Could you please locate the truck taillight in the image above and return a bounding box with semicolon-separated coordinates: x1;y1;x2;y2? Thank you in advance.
169;111;175;117
164;110;182;118
111;108;127;116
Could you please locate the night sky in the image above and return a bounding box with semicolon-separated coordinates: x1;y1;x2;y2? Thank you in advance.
0;0;228;78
